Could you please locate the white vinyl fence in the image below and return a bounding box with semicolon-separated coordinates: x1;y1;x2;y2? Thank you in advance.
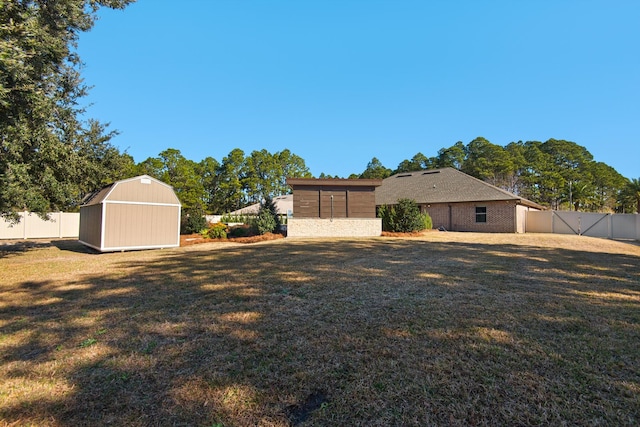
0;212;80;240
527;211;640;240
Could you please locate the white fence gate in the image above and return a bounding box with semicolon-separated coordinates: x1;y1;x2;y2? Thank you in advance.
0;212;80;240
527;211;640;240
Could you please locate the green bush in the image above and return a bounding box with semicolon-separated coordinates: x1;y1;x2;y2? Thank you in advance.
181;209;208;234
255;210;277;235
378;199;429;233
422;212;433;230
377;204;393;232
202;222;228;239
254;196;280;235
228;225;252;238
221;213;254;224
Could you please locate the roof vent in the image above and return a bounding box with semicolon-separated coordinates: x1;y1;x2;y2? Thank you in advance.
422;170;441;175
397;174;413;178
141;178;151;184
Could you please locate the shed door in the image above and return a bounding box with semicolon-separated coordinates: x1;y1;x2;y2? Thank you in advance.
320;190;347;219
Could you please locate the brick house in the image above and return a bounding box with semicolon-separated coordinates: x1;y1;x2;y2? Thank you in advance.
375;168;544;233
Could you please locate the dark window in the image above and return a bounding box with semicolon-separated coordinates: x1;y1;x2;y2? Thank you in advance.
475;206;487;223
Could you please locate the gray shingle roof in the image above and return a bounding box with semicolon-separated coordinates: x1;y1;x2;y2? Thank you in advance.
375;168;544;209
229;194;293;215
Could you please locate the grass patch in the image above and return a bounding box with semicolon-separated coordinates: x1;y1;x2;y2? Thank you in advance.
0;233;639;426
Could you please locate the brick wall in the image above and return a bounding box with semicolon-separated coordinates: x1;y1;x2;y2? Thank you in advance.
421;201;518;233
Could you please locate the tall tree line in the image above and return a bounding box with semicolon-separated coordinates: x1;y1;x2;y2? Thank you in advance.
133;148;311;215
356;137;637;213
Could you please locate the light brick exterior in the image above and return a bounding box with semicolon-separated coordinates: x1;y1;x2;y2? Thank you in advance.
421;201;521;233
287;218;382;238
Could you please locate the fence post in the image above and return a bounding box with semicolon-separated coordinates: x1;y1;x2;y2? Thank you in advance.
23;211;28;239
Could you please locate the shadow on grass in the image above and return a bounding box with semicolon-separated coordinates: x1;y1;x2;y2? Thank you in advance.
0;239;95;258
0;238;639;426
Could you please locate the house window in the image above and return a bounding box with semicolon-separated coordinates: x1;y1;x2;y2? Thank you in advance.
475;206;487;223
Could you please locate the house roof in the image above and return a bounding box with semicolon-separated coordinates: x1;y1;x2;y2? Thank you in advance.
229;194;293;215
375;168;544;209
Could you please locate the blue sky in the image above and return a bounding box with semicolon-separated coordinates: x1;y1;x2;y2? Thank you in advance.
77;0;640;179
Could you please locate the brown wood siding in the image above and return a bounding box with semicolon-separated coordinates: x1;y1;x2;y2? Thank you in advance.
79;204;103;248
103;204;179;249
289;180;380;219
108;178;180;204
347;189;376;218
293;189;320;218
320;190;347;218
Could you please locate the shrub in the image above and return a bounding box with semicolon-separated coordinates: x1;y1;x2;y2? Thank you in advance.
181;209;208;234
221;213;254;224
378;198;428;233
255;210;276;235
422;212;433;230
203;222;228;239
262;196;282;229
228;225;252;238
377;204;394;232
254;196;280;235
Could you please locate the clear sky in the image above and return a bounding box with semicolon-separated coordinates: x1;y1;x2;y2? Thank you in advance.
77;0;640;179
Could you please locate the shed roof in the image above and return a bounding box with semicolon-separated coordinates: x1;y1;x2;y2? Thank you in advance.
287;178;382;187
81;175;180;206
375;168;544;209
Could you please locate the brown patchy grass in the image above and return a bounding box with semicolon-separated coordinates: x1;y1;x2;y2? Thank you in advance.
1;233;639;426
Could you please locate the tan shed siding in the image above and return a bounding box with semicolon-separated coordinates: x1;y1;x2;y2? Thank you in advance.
103;204;179;249
79;204;103;248
108;178;180;205
421;201;516;233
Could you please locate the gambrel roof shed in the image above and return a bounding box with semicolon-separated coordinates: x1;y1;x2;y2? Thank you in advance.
79;175;181;252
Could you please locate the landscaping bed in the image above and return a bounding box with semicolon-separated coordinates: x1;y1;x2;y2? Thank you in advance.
180;232;285;246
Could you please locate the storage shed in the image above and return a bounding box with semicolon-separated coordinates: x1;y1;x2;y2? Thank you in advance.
79;175;181;252
286;178;382;237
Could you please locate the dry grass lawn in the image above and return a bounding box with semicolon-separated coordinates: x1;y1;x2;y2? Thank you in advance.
1;233;639;426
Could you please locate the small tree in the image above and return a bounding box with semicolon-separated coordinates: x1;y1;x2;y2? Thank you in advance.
255;196;280;235
181;207;208;234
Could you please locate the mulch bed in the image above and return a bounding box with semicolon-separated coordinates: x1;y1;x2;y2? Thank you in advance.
180;232;285;246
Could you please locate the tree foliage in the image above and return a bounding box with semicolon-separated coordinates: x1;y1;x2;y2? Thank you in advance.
360;157;392;179
130;147;310;215
0;0;135;220
621;178;640;213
